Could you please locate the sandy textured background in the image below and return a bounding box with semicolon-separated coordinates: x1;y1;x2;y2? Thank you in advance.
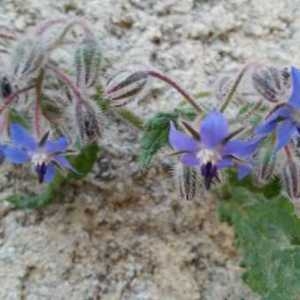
0;0;299;299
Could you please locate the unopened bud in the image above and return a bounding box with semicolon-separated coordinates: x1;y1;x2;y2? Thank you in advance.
11;37;46;82
253;140;277;186
252;66;290;103
215;75;233;102
105;67;150;107
173;163;203;201
75;37;102;88
76;101;102;145
281;156;300;203
0;76;12;98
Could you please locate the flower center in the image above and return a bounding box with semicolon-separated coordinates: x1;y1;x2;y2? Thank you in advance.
31;152;49;167
196;148;220;164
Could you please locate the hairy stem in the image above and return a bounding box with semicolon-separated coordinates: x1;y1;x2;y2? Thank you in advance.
47;18;93;52
0;85;35;113
220;63;252;112
47;64;85;104
284;145;293;160
34;71;44;138
147;70;204;115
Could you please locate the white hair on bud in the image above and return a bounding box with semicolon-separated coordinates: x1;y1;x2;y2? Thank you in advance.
172;162;204;201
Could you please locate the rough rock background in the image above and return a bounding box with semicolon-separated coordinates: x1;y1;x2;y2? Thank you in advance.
0;0;299;299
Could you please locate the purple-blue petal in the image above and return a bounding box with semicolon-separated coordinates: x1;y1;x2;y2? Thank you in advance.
45;137;68;154
223;138;261;157
217;159;233;169
44;164;56;183
54;155;76;172
181;153;199;166
255;106;291;135
10;123;37;151
169;122;197;152
275;120;296;152
4;146;30;164
200;111;228;148
289;66;300;109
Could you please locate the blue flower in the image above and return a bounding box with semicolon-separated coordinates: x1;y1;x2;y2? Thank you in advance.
256;66;300;152
3;123;75;183
169;110;259;189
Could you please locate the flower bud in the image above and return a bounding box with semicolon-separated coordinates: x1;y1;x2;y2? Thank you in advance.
253;140;277;186
75;101;102;145
105;67;150;107
173;163;203;201
0;76;12;98
252;66;290;103
281;157;300;203
11;37;46;82
74;37;102;88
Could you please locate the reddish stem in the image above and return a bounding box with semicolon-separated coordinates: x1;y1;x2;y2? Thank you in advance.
47;64;85;105
34;71;44;138
284;145;293;160
34;99;41;137
147;70;203;114
0;85;35;113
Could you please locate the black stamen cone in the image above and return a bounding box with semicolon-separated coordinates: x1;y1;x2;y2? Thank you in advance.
35;163;47;183
201;162;218;190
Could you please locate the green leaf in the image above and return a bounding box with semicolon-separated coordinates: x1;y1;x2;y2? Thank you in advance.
139;112;177;168
139;108;198;168
219;172;300;300
5;144;100;209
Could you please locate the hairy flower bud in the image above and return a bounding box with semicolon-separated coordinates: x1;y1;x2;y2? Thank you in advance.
173;163;203;201
75;101;102;145
0;76;12;98
105;67;150;107
280;155;300;203
253;139;277;186
74;37;102;88
252;66;290;103
11;37;46;82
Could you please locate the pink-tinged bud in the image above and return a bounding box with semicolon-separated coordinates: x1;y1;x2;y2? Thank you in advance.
10;37;46;82
75;101;102;145
74;37;102;88
173;163;203;201
280;156;300;203
253;140;277;186
105;67;150;107
252;66;290;103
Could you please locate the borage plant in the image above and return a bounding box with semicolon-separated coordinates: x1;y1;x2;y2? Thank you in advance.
1;17;300;299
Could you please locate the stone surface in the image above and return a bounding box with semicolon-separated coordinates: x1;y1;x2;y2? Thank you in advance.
0;0;300;299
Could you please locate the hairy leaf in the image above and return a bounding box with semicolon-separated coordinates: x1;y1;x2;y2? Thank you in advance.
139;108;197;168
139;112;177;168
219;172;300;300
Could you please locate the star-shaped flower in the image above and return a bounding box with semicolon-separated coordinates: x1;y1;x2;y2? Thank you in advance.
3;123;75;183
256;66;300;151
169;110;259;189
